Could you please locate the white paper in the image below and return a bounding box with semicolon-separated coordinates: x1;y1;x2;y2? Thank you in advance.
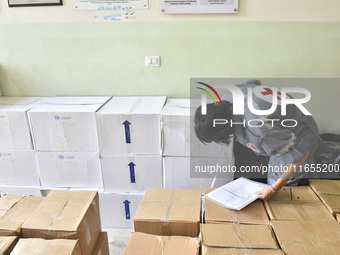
50;113;79;151
205;177;267;210
56;155;83;184
0;113;13;148
160;0;238;13
0;153;18;181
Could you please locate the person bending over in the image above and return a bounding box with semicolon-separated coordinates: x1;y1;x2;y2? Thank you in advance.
195;80;319;201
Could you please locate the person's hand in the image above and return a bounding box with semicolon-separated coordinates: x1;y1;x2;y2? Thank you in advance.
255;186;275;201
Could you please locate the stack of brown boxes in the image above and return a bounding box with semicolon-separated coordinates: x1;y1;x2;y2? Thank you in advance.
125;188;201;254
202;188;283;254
265;185;340;254
0;195;44;237
309;179;340;218
0;194;43;254
0;191;110;255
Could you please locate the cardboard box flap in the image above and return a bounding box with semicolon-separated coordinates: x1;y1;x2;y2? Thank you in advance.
0;195;25;211
0;104;36;112
97;97;139;115
22;190;97;231
264;201;335;221
319;194;340;215
28;103;103;113
271;220;340;245
124;232;199;255
162;99;190;116
0;196;44;234
10;238;81;254
202;247;284;255
204;188;269;225
270;186;320;203
0;236;18;254
40;96;111;105
130;96;167;114
282;241;340;255
98;97;166;115
201;223;278;250
51;191;97;231
309;179;340;195
134;189;201;222
0;97;41;105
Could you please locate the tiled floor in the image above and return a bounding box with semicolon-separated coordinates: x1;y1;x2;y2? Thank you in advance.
103;228;133;255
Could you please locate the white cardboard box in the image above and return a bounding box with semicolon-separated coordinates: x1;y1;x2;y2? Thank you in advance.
28;97;110;152
0;104;36;150
101;155;163;192
99;190;144;229
161;99;234;158
40;96;111;105
0;185;42;197
36;151;103;188
163;156;234;191
96;96;167;155
0;150;40;186
0;97;41;105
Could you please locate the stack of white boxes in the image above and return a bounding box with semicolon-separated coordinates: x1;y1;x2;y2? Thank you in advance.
0;97;42;196
27;97;111;192
161;99;235;191
96;96;167;228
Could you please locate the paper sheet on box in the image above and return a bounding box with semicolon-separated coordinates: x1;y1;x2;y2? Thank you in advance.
205;177;267;210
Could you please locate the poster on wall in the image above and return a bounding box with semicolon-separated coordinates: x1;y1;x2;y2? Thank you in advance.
8;0;62;7
73;0;148;10
160;0;238;14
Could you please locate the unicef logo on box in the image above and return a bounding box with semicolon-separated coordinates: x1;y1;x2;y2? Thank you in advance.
0;153;11;158
54;115;60;121
58;155;64;160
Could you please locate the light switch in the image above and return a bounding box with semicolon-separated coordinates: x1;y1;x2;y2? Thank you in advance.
145;56;161;67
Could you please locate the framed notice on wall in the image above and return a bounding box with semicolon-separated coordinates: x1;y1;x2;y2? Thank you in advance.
73;0;148;10
160;0;238;14
8;0;62;7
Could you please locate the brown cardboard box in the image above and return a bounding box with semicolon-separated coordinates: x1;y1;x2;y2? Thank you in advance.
0;195;44;236
265;201;335;221
124;232;199;255
0;236;18;255
272;220;340;254
270;186;320;203
204;188;269;225
21;190;101;255
202;247;284;255
282;242;340;255
309;179;340;195
10;238;81;254
308;179;340;216
93;232;110;255
201;223;279;250
134;189;201;237
318;194;340;215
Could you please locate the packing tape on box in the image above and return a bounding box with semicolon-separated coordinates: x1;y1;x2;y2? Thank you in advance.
141;190;199;222
230;210;252;252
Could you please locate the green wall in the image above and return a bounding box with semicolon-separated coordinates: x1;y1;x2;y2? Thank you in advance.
1;22;339;98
